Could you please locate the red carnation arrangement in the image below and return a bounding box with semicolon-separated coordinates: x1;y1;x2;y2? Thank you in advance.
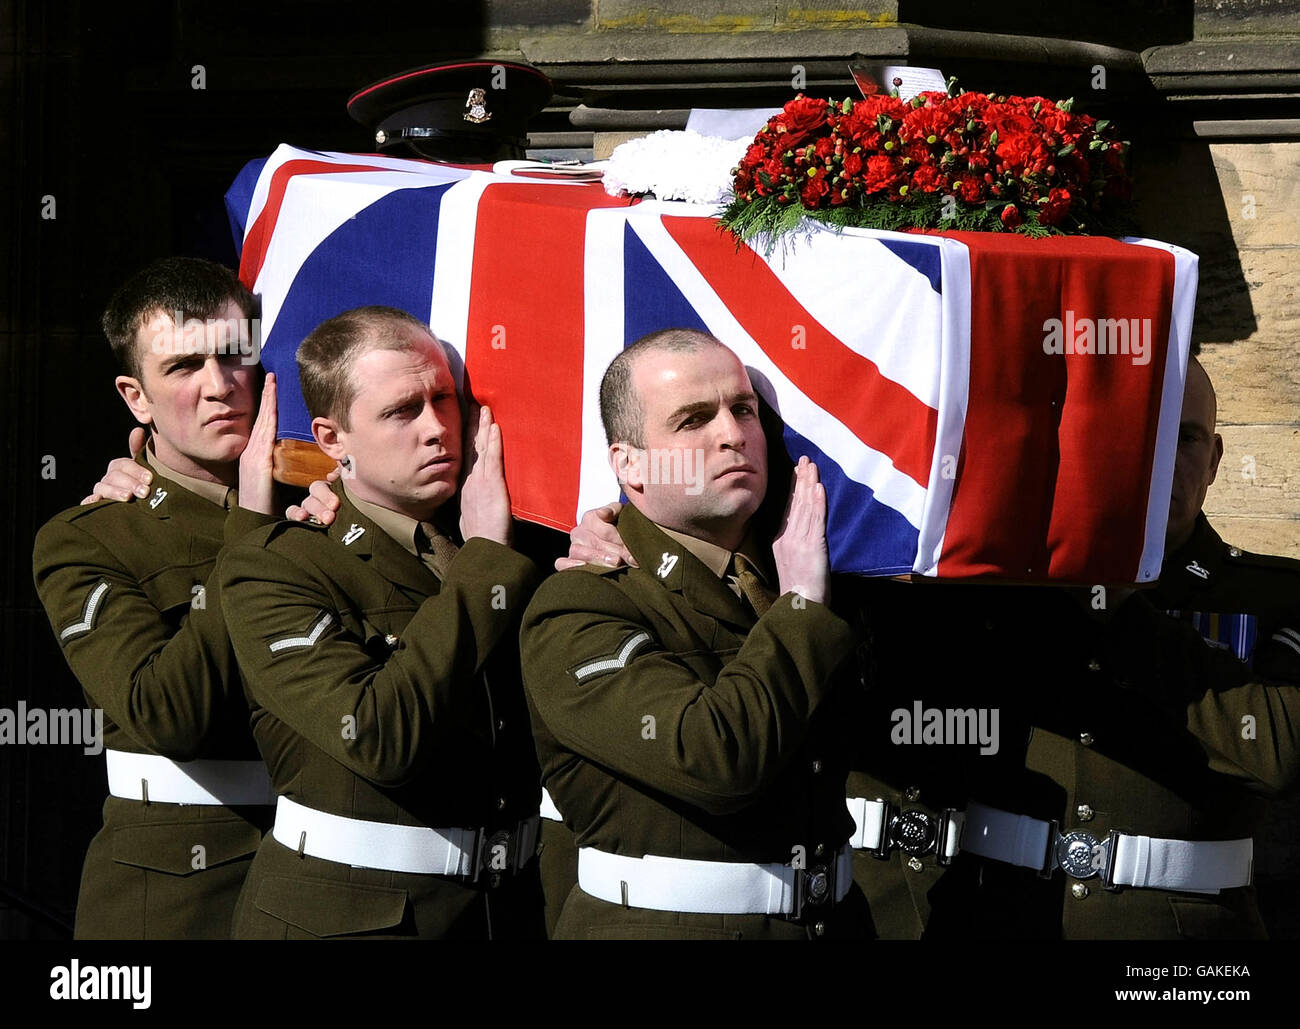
721;85;1131;247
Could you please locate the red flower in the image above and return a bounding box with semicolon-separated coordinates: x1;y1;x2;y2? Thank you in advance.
864;154;903;194
1037;187;1072;226
911;164;944;193
901;103;957;144
740;143;765;170
835;95;906;149
954;173;984;202
800;170;830;206
727;87;1129;239
783;95;830;134
997;132;1049;176
902;142;931;166
771;95;831;150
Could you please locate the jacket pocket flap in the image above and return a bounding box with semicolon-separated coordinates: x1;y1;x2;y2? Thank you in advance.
253;875;408;937
112;819;263;875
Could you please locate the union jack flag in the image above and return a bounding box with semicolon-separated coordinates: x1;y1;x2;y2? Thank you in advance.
227;144;1197;582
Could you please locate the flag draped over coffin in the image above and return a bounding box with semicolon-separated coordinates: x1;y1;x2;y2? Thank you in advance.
227;144;1197;583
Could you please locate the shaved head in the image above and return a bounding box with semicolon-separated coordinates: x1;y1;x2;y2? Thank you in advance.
1167;355;1224;552
1184;355;1217;434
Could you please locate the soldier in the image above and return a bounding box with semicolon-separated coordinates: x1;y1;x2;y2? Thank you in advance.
842;355;1299;939
218;305;544;939
561;355;1299;939
32;257;280;939
521;328;871;939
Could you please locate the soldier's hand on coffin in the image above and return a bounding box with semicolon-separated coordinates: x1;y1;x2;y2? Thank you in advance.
285;468;342;525
772;456;829;606
556;501;638;571
81;427;150;504
459;404;512;546
237;372;277;515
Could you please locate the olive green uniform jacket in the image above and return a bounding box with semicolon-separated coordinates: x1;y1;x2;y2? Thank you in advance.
845;513;1299;940
218;485;545;939
32;455;276;939
521;503;872;940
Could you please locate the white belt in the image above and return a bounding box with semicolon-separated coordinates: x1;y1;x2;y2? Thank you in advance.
844;795;1253;894
845;796;963;861
961;801;1253;895
106;749;275;806
271;796;539;877
577;844;853;917
539;787;563;822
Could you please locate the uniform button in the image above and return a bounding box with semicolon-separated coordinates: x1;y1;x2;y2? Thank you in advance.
811;760;823;774
1228;546;1242;558
384;634;399;648
813;921;826;937
984;619;994;631
1076;804;1094;822
814;843;826;858
1079;732;1095;747
908;857;924;873
903;786;920;803
497;797;507;811
1071;882;1089;900
496;719;505;731
1086;658;1101;672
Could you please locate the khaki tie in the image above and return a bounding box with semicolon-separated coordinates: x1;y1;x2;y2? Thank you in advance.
730;553;776;617
418;521;461;582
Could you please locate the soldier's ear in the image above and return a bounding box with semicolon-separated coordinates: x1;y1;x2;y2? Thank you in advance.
115;375;154;427
609;442;645;491
312;417;348;463
1208;432;1224;485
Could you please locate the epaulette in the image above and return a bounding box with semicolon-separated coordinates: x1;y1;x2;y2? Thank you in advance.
570;561;627;578
248;518;329;549
1223;544;1300;575
57;498;126;525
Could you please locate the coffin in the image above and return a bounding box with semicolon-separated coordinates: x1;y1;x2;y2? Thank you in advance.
226;144;1197;583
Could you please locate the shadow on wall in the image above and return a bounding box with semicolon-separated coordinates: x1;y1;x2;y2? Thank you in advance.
1129;116;1259;350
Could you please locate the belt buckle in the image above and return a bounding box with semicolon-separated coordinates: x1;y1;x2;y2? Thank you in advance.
473;827;517;885
793;855;839;919
1049;827;1118;889
890;808;938;859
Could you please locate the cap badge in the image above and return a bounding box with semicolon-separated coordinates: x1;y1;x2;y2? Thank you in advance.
463;87;492;124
